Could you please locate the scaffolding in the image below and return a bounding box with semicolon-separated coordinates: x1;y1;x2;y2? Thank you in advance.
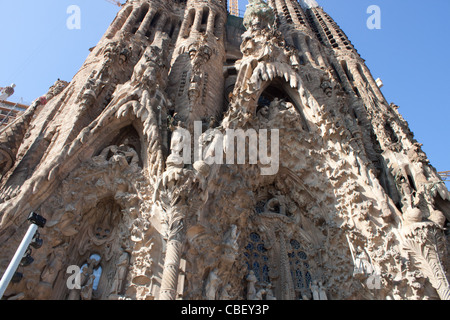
0;100;28;129
229;0;240;16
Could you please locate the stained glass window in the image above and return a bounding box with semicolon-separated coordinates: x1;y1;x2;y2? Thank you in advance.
288;239;311;295
244;232;270;283
255;201;266;214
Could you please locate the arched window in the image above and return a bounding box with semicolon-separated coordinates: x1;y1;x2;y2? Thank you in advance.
163;19;172;35
340;60;354;83
145;11;161;39
356;63;369;85
168;22;176;38
132;4;149;34
199;7;209;33
183;9;195;38
288;239;312;298
149;11;161;28
331;63;342;84
213;14;222;37
384;121;399;144
244;232;270;283
305;36;312;54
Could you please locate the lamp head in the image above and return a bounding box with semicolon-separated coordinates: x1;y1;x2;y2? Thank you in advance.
28;212;46;228
20;250;34;267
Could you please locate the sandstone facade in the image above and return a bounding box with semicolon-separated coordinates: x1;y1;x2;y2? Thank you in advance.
0;0;449;300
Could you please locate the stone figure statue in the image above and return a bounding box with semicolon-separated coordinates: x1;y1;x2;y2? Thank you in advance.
205;268;221;300
318;281;328;300
67;254;101;300
246;270;258;300
108;252;130;299
40;246;66;284
80;274;96;300
220;284;233;300
266;283;277;300
311;280;320;300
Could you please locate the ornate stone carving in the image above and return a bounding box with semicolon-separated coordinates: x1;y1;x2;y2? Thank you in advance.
400;218;450;300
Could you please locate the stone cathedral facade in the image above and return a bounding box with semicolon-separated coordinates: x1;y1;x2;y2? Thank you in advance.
0;0;449;300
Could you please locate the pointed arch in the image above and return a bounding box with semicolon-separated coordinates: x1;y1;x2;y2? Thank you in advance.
199;7;210;33
256;77;310;132
94;125;144;168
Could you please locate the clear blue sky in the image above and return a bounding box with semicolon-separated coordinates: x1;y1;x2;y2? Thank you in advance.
0;0;448;184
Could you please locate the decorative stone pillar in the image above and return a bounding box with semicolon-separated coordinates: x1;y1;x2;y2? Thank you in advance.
159;237;184;300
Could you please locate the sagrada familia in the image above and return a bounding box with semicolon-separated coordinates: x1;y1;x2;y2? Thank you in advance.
0;0;449;300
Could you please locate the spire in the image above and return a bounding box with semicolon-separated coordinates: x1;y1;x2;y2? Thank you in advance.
299;0;319;9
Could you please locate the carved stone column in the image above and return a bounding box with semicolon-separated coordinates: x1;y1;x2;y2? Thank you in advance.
158;200;186;300
278;230;296;300
159;237;184;300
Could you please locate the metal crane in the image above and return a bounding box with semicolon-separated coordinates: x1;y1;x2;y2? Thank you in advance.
439;171;450;182
104;0;122;7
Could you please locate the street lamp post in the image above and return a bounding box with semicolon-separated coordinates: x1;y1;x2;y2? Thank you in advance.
0;212;46;299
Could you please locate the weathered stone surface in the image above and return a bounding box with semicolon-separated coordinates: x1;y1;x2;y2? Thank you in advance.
0;0;449;300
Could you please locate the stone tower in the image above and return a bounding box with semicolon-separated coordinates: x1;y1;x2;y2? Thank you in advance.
0;0;449;300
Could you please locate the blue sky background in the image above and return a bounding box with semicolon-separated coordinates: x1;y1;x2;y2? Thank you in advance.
0;0;448;185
